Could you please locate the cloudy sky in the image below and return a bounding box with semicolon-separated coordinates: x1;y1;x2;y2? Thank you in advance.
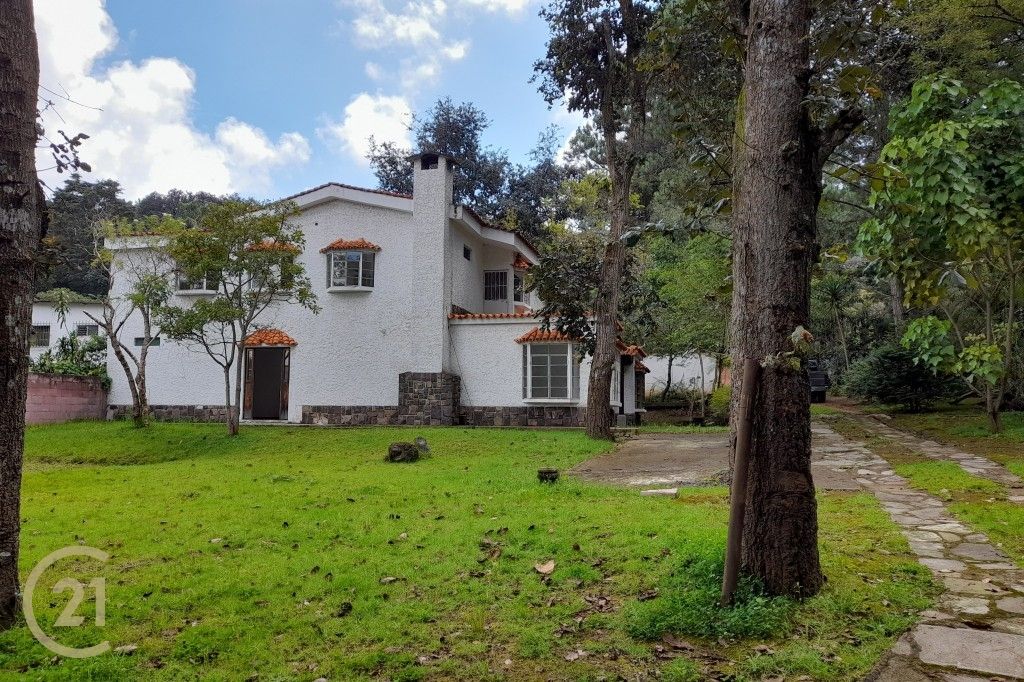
33;0;580;200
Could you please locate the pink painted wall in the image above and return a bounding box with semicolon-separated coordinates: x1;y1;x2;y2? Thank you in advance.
26;374;107;425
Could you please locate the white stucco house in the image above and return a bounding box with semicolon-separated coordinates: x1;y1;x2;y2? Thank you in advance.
106;154;647;427
30;289;105;361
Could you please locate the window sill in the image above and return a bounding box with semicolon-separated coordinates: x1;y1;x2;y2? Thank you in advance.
328;286;373;293
523;398;578;405
176;289;217;296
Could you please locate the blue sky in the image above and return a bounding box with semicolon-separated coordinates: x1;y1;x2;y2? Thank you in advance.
34;0;579;200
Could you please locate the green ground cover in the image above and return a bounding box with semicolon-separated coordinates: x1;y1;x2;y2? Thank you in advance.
1;422;935;680
824;412;1024;567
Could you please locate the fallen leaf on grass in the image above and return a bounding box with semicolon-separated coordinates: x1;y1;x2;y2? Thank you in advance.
379;576;399;585
114;644;138;655
564;649;588;662
661;634;695;651
534;560;555;575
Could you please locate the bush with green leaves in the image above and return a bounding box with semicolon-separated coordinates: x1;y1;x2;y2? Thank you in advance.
32;333;110;389
843;344;947;412
708;385;731;425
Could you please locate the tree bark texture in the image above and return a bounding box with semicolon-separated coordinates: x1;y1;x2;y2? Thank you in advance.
585;174;627;439
0;0;40;629
729;0;825;598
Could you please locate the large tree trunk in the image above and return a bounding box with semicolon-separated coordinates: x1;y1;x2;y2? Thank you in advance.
729;0;825;598
585;167;630;440
0;0;41;629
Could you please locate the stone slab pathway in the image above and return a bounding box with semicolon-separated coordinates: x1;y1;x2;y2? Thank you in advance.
811;423;1024;680
860;415;1024;503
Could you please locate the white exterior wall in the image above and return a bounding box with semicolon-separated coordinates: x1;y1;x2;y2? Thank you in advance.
449;223;485;314
30;302;105;360
644;354;717;395
449;319;595;408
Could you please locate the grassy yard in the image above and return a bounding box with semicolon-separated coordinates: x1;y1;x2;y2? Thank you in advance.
1;422;935;680
823;411;1024;567
885;406;1024;474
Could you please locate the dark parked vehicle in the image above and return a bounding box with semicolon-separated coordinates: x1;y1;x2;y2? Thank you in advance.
808;359;831;403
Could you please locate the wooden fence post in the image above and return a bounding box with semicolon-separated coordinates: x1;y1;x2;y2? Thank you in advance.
720;357;760;607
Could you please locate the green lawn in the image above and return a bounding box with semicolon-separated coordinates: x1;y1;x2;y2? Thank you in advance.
1;422;935;680
825;412;1024;568
886;406;1024;471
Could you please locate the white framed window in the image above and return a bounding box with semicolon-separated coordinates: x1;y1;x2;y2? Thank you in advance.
484;270;507;301
134;336;160;347
327;251;375;290
30;325;50;347
176;271;218;293
76;323;99;337
522;343;581;402
513;272;529;304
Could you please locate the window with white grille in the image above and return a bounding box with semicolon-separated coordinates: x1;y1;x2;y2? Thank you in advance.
328;251;375;289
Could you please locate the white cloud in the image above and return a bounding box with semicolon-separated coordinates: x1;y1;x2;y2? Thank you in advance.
349;0;446;48
440;40;469;61
365;61;384;80
458;0;531;13
318;93;413;164
34;0;310;199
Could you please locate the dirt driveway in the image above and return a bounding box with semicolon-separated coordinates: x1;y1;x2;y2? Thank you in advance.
571;424;860;491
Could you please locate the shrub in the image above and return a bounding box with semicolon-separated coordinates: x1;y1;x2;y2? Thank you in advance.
843;343;946;412
708;385;731;425
32;333;110;389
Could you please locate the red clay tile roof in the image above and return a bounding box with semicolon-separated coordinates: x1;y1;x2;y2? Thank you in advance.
634;359;651;374
243;328;298;347
319;238;381;253
247;240;301;253
449;312;536;320
515;327;577;343
512;253;532;269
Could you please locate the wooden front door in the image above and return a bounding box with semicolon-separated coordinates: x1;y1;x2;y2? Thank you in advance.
244;347;290;420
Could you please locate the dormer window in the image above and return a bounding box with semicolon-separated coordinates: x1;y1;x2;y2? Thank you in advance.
321;238;381;292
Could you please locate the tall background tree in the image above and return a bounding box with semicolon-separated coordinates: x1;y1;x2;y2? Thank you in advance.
0;0;41;629
535;0;657;439
367;98;568;245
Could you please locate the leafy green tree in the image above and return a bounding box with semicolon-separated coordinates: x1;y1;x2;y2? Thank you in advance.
858;75;1024;431
36;173;133;296
644;233;731;401
83;216;179;427
368;98;568;244
159;201;319;436
535;0;658;439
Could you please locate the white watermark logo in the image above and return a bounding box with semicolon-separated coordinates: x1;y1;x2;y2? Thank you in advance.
23;546;110;659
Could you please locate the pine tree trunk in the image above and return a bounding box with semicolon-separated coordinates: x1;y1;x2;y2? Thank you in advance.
0;0;40;629
729;0;825;598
